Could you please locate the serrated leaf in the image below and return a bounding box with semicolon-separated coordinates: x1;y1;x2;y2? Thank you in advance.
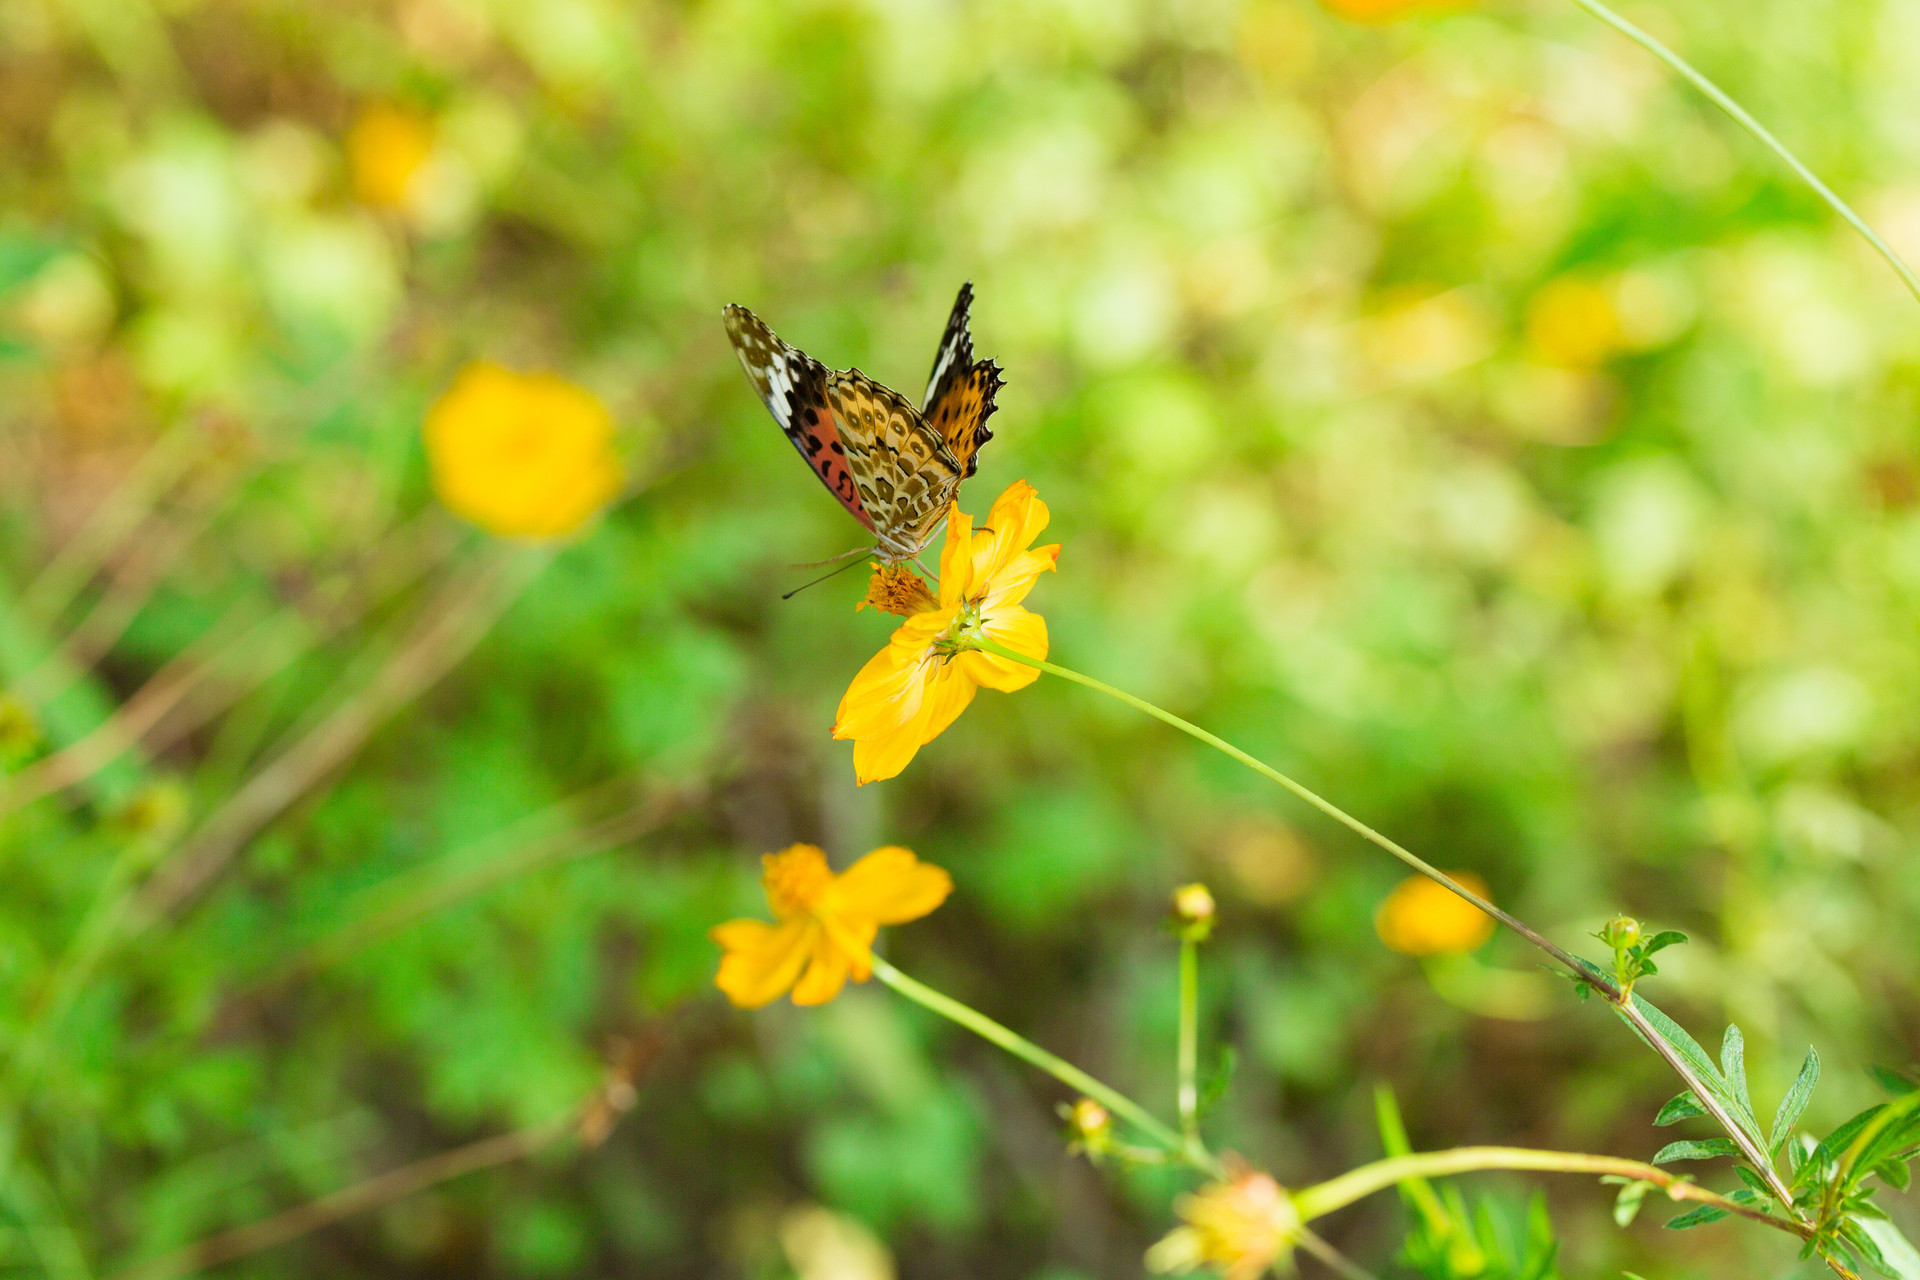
1665;1204;1730;1230
1626;995;1767;1153
1842;1219;1896;1279
1733;1164;1772;1198
1640;930;1688;957
1656;1090;1707;1126
1770;1047;1821;1154
1652;1138;1740;1164
1722;1025;1754;1122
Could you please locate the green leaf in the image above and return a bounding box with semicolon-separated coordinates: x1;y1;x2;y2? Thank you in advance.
1652;1138;1740;1164
1733;1164;1773;1199
1770;1048;1821;1154
1856;1217;1920;1280
1655;1090;1707;1126
1877;1159;1912;1192
1665;1204;1730;1230
1609;1177;1653;1227
1639;930;1688;957
1871;1066;1919;1097
1722;1025;1754;1122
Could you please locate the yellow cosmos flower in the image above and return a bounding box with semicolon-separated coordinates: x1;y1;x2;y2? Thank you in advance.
1374;872;1497;956
1146;1165;1300;1280
1526;277;1623;368
423;361;623;540
347;104;435;210
710;844;953;1008
833;480;1059;785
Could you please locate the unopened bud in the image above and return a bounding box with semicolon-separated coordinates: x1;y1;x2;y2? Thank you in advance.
1600;915;1642;950
1171;882;1216;940
1061;1097;1113;1160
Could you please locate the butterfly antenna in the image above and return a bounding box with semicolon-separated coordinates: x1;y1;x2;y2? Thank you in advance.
788;545;872;570
782;555;869;601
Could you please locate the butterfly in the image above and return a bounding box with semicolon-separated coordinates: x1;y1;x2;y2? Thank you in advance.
723;282;1003;565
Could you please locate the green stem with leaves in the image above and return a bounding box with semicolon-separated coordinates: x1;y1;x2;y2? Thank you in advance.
1566;0;1920;307
1293;1147;1804;1238
968;635;1807;1217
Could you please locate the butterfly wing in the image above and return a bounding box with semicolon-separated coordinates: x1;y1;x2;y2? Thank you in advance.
920;281;1004;481
828;368;966;560
723;303;875;533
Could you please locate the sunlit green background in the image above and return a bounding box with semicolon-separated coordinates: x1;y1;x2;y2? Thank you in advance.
2;0;1918;1275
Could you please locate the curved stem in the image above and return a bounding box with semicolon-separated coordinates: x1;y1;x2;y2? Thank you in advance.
1566;0;1920;307
971;637;1609;997
1293;1147;1805;1239
972;637;1812;1219
870;956;1218;1174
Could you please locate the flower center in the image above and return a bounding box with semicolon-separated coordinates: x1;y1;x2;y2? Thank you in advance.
762;845;834;918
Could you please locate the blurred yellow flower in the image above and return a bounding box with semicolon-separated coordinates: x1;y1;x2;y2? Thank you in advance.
833;480;1059;785
1319;0;1471;22
1526;277;1623;367
710;844;953;1008
1375;872;1497;956
1146;1166;1300;1280
424;361;623;539
347;104;435;210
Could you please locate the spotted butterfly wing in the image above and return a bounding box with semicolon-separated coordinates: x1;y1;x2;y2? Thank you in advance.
723;286;1001;562
826;368;967;561
723;304;874;533
920;282;1004;481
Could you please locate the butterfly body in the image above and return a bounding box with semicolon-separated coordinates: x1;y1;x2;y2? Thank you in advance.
725;283;1003;563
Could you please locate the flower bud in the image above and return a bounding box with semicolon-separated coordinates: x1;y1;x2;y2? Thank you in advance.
1600;915;1642;950
1171;882;1216;941
1060;1097;1113;1160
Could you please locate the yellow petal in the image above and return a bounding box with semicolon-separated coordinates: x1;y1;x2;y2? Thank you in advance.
790;929;852;1005
937;502;976;604
971;481;1049;584
960;607;1046;692
833;611;953;737
831;846;955;926
980;544;1060;612
914;661;979;743
850;723;926;784
711;918;815;1008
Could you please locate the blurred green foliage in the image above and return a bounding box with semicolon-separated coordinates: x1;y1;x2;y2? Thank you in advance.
1;0;1918;1275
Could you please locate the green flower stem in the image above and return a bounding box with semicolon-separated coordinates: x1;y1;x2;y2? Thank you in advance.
972;636;1810;1221
970;637;1609;998
1566;0;1920;307
1292;1147;1804;1238
870;956;1218;1174
1177;937;1200;1141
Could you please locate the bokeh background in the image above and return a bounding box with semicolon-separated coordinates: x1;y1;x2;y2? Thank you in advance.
2;0;1919;1275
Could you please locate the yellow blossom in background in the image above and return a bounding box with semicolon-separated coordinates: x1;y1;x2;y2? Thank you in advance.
1318;0;1473;22
833;480;1059;784
710;844;952;1008
1375;872;1497;956
424;361;623;539
347;104;435;210
1526;277;1624;367
1146;1165;1300;1280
